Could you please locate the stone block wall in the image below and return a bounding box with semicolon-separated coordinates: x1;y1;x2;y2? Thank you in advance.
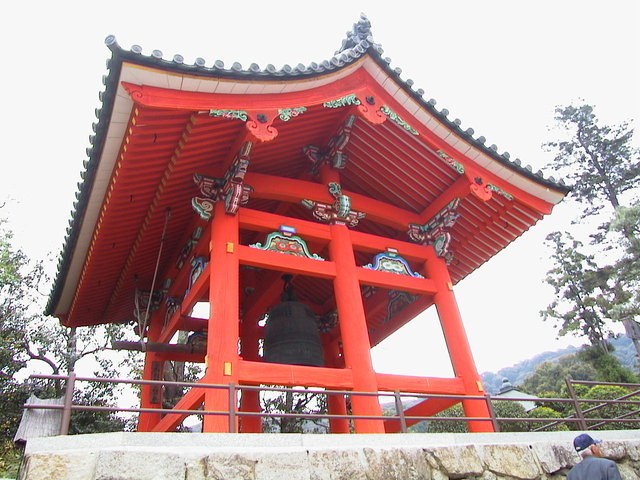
20;431;640;480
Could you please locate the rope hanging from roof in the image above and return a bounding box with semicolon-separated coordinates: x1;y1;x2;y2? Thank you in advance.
133;208;171;345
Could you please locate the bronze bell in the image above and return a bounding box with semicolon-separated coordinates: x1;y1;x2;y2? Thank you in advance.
263;275;324;367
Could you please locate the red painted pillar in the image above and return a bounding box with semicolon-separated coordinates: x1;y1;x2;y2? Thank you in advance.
325;341;350;433
203;202;240;432
137;313;165;431
424;248;494;432
329;224;384;433
239;330;262;433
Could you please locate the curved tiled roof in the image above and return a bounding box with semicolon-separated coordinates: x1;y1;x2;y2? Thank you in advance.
46;13;569;316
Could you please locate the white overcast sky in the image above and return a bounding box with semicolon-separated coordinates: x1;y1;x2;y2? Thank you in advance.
1;1;638;377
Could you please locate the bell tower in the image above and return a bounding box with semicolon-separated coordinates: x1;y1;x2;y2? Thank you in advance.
46;16;569;435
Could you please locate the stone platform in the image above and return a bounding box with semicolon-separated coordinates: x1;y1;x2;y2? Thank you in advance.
21;430;640;480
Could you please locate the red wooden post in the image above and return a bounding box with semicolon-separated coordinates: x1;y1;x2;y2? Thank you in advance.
329;223;384;433
325;340;350;433
137;312;165;431
203;202;240;432
239;331;262;433
424;248;495;433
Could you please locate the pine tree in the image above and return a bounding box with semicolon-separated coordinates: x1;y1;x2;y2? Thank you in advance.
543;104;640;356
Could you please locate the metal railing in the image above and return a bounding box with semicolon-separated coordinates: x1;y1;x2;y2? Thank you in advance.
24;374;640;434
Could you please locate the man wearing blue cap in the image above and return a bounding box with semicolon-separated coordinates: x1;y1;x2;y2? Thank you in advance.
567;433;622;480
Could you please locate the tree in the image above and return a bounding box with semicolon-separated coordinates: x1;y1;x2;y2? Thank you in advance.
261;388;328;433
609;205;640;357
521;354;597;396
543;103;640;355
541;232;614;350
0;213;130;441
545;104;639;219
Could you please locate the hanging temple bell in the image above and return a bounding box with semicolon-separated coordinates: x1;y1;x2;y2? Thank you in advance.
262;275;324;367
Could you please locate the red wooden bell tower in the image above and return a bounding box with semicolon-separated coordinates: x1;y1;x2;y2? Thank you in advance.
46;15;569;434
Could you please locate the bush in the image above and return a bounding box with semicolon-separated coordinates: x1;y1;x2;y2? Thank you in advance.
527;406;569;431
0;440;23;479
493;401;530;432
425;404;467;433
582;385;640;430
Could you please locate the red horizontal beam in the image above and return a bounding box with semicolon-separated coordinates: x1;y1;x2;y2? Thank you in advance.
238;245;336;279
237;359;354;389
356;267;437;295
376;374;465;395
238;207;332;242
121;68;370;111
245;172;422;231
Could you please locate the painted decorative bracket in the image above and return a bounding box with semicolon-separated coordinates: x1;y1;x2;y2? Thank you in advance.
164;296;182;328
487;183;514;201
382;290;418;324
362;248;424;278
436;150;465;174
380;105;419;135
134;289;163;314
249;225;325;260
185;256;208;298
469;177;493;202
323;93;386;125
176;226;203;269
209;109;279;142
278;107;307;121
304;114;357;174
408;198;461;262
301;182;366;227
192;142;254;219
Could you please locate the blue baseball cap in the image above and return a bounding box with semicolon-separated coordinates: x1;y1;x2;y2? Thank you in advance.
574;433;601;452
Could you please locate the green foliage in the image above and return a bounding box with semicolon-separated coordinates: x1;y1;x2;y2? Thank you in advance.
424;404;467;433
69;383;127;435
425;401;530;433
0;381;29;440
582;385;640;430
0;213;134;442
261;388;328;433
542;104;640;355
609;206;640;325
521;355;597;396
493;401;530;432
527;407;569;431
577;344;638;384
541;232;615;348
0;440;23;479
544;104;639;217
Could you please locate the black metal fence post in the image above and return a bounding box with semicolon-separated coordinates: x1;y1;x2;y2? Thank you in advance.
59;371;76;435
484;393;500;432
228;382;236;433
566;378;588;430
393;390;407;433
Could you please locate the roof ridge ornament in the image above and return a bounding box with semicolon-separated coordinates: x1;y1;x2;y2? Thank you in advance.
336;13;374;54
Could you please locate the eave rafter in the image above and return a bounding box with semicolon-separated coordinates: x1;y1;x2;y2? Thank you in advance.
90;114;199;324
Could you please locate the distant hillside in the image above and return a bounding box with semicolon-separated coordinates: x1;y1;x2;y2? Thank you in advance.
481;335;638;394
